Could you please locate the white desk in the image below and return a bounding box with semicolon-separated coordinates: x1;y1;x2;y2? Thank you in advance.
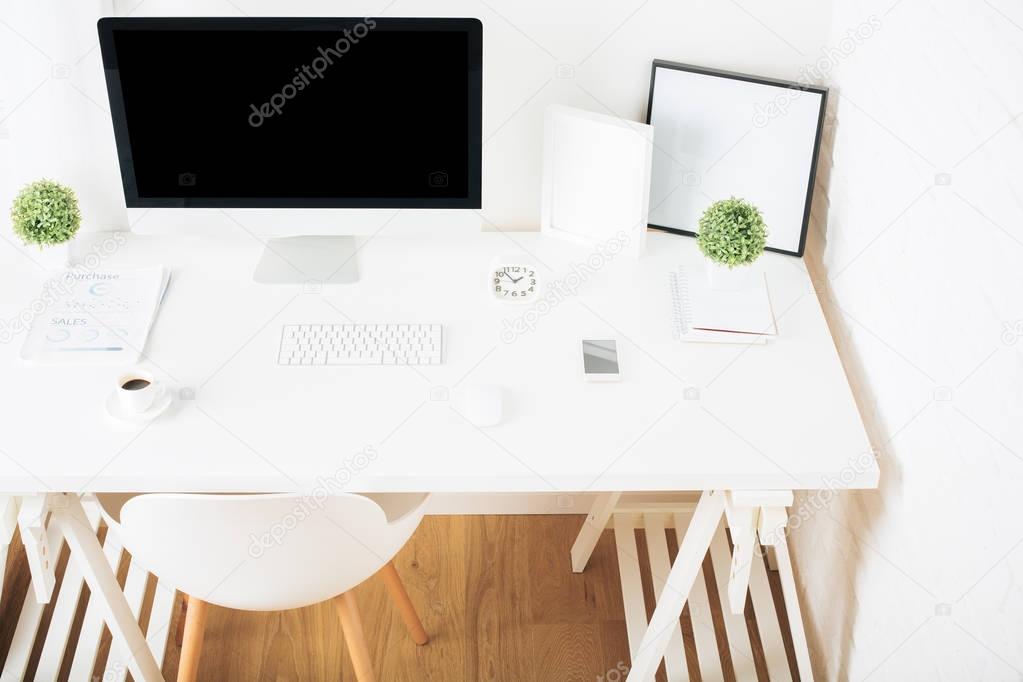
0;230;877;681
0;231;875;493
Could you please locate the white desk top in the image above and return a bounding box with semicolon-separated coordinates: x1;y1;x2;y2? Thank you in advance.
0;231;877;494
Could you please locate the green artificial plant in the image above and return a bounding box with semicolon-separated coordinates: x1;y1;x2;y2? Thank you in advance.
696;197;768;268
10;179;82;248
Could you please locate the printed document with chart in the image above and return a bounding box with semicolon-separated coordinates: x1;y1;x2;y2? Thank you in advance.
20;267;170;365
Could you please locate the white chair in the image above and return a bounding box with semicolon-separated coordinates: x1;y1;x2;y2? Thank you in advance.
97;492;430;682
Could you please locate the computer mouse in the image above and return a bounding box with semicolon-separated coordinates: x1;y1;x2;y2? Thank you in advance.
457;384;504;427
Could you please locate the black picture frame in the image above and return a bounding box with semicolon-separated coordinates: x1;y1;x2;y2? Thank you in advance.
96;17;483;209
644;59;828;257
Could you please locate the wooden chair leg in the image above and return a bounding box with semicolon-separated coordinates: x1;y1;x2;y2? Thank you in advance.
335;591;377;682
177;596;208;682
175;595;188;647
379;561;429;645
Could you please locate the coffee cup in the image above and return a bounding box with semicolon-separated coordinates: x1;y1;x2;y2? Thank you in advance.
116;369;160;414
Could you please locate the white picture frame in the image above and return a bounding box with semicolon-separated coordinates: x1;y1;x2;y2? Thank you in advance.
645;60;827;257
541;105;653;256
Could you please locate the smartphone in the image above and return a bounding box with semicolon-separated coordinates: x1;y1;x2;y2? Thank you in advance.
581;339;621;381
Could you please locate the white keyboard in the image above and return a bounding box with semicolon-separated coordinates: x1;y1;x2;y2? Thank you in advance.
278;323;443;365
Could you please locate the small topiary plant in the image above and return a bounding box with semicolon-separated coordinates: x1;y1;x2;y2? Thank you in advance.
10;179;82;248
696;197;768;268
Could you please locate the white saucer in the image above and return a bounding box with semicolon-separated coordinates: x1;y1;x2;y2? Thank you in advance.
105;386;172;424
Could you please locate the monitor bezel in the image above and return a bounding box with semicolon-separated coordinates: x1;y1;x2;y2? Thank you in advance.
97;17;483;209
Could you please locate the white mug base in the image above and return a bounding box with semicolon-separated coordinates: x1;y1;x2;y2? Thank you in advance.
106;385;172;424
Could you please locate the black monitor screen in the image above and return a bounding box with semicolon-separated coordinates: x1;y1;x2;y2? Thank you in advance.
98;18;482;208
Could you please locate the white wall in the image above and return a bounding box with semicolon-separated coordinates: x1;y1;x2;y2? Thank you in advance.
0;1;126;236
1;0;831;241
794;0;1023;679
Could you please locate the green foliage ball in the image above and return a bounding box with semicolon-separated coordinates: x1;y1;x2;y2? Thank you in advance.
10;179;82;247
696;197;768;268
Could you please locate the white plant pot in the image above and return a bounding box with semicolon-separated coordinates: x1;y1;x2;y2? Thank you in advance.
706;260;756;291
35;241;71;271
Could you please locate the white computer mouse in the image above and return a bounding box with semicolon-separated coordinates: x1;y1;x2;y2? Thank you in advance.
457;384;504;427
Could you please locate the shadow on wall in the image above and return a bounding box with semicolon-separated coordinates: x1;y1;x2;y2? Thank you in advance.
793;89;892;682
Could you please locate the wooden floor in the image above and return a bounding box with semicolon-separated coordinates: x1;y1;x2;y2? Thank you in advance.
2;515;793;681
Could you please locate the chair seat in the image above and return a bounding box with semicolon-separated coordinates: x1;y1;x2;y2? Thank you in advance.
95;492;138;524
96;492;429;527
96;492;429;612
361;493;429;523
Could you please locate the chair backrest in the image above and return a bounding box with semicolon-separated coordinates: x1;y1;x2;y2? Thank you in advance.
115;492;428;611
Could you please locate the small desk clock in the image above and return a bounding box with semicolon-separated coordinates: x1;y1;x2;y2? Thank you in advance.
489;256;539;303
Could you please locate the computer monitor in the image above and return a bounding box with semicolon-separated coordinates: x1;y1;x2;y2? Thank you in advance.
97;17;483;283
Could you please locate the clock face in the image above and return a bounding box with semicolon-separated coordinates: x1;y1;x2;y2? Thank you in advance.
491;264;538;302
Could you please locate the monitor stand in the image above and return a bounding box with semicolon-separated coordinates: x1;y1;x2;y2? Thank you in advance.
253;236;360;284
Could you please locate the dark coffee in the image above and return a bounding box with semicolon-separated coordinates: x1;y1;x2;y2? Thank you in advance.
121;378;151;391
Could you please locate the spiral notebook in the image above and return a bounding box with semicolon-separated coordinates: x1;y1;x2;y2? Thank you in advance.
669;267;775;344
